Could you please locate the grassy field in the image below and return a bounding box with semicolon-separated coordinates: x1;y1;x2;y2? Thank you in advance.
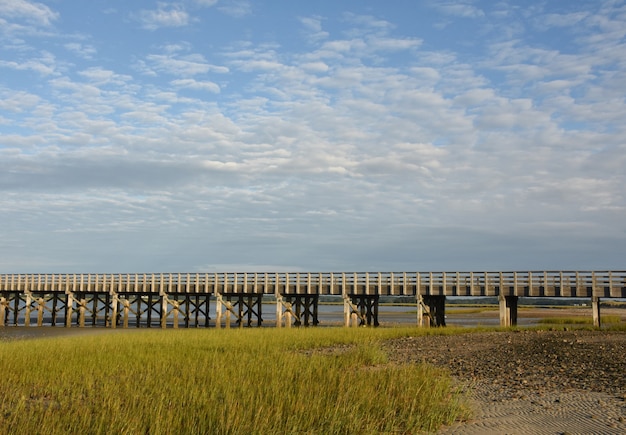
0;328;468;434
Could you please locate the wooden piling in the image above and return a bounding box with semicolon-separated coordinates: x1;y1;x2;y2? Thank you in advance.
79;298;86;327
592;297;601;328
172;301;179;329
215;296;223;328
24;292;32;327
499;295;518;327
285;303;292;328
65;293;74;328
0;297;6;326
37;297;44;326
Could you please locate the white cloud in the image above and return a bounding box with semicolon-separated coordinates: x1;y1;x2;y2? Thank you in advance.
299;61;329;73
171;78;220;93
78;67;132;86
299;16;329;42
343;13;394;32
538;12;589;28
64;42;97;59
1;1;626;272
192;0;218;7
0;89;40;112
0;0;58;26
141;53;229;76
217;0;251;18
138;3;191;30
0;51;57;75
433;1;485;19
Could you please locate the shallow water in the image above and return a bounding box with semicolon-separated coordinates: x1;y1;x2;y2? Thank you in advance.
2;303;621;339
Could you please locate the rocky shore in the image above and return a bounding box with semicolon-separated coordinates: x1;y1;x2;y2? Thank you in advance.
384;329;626;434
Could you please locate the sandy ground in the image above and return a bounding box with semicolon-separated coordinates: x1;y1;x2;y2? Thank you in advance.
384;329;626;434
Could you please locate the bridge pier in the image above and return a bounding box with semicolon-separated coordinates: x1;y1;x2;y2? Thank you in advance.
592;297;601;328
421;295;446;327
0;297;6;326
159;294;211;328
499;295;518;327
281;295;319;326
215;294;262;328
344;295;379;327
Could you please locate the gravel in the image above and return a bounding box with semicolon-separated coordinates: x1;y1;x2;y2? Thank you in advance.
383;329;626;434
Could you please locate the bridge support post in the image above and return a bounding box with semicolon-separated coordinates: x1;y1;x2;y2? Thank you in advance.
109;294;118;328
215;294;259;328
592;297;601;328
275;295;283;328
65;292;74;328
344;295;379;327
234;295;262;327
122;299;130;328
416;294;431;328
160;294;169;328
422;296;446;327
499;295;518;327
78;297;87;328
24;291;33;327
282;295;319;326
172;301;179;329
284;303;292;328
36;297;45;326
215;294;223;328
0;297;6;326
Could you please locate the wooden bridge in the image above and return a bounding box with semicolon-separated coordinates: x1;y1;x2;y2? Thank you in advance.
1;271;625;329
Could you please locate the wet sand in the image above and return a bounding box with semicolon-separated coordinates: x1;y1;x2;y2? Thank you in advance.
0;326;134;341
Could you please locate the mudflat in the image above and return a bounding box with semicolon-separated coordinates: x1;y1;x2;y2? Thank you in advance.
0;326;128;341
385;329;626;434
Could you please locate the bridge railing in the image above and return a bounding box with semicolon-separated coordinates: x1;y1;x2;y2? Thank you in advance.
1;271;625;298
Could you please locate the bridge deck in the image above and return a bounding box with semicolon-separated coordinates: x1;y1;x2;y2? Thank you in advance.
2;271;625;298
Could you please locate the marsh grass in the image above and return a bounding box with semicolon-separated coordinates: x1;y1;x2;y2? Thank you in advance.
537;315;622;325
0;328;467;434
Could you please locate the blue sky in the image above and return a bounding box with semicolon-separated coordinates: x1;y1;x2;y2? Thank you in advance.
1;0;625;273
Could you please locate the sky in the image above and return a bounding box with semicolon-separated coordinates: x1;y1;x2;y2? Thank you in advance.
1;0;625;273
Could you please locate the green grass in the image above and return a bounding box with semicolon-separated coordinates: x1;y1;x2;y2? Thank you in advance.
0;328;468;434
537;315;622;325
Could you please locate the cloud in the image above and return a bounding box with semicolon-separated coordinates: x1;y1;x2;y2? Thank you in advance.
77;67;133;86
138;3;191;30
171;78;220;93
140;53;229;76
1;1;626;272
0;0;58;26
192;0;218;7
64;42;97;60
0;88;41;113
431;1;485;19
537;12;589;28
217;0;251;18
0;51;57;75
299;16;329;42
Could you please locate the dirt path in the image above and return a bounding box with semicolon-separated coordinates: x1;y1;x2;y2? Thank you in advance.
384;329;626;434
